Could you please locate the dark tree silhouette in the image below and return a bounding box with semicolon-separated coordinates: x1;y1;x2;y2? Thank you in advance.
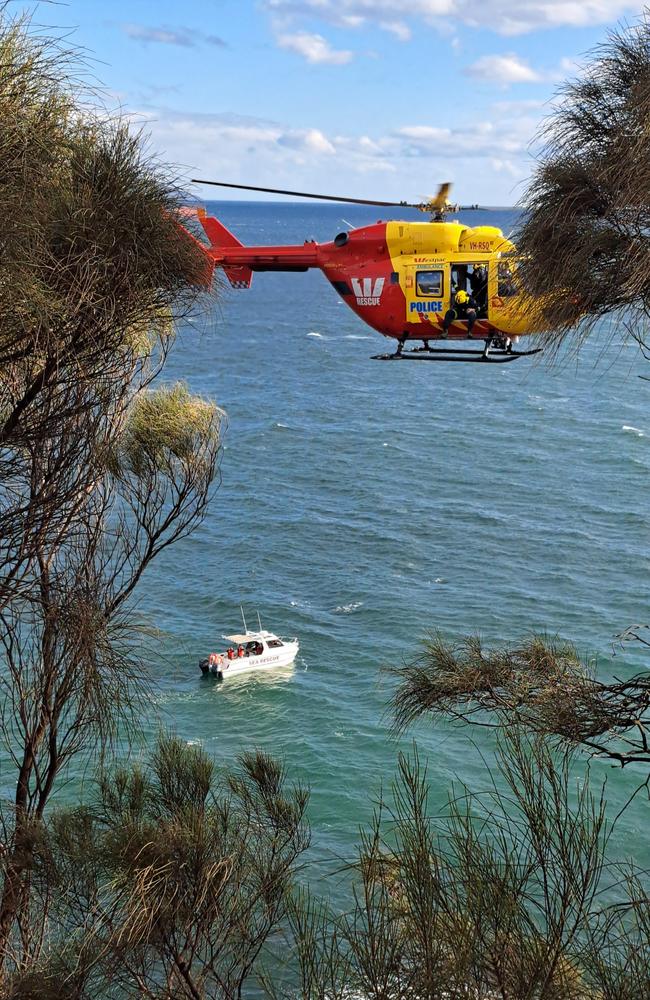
516;13;650;349
0;11;221;980
14;737;309;999
265;734;650;1000
391;633;650;771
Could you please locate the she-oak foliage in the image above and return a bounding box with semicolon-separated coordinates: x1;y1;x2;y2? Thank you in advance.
516;13;650;347
30;736;310;999
0;10;224;987
391;633;650;769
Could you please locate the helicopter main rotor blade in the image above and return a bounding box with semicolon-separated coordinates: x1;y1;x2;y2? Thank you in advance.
191;178;425;209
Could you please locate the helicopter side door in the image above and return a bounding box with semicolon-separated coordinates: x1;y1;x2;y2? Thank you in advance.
487;260;519;329
404;264;448;326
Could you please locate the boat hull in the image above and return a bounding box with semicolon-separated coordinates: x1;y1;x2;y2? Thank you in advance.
201;640;299;679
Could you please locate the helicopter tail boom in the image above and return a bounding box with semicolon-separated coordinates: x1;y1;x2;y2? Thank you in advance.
198;213;323;285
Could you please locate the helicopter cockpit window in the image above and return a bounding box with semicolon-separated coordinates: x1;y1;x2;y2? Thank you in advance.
416;270;444;297
498;261;518;297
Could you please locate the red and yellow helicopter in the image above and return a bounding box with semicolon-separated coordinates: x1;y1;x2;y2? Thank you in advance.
188;180;544;364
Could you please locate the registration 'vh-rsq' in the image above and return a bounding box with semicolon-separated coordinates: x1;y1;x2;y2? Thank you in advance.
189;180;544;365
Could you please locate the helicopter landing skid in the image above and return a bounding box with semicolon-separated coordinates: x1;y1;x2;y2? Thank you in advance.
371;343;542;364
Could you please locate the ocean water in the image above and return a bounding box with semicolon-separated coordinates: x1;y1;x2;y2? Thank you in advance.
78;203;650;901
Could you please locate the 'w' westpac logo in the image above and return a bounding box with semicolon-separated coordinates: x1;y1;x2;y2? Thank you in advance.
351;277;385;306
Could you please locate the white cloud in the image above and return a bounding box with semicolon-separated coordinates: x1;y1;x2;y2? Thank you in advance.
393;116;535;159
277;31;353;63
379;20;412;41
132;109;343;178
465;54;541;84
467;0;637;35
122;24;226;48
278;128;337;153
398;125;455;142
464;52;589;87
490;157;520;176
133;100;537;176
127;100;540;206
263;0;639;37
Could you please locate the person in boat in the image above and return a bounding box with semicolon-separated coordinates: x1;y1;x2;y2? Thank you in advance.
237;645;245;657
227;647;234;660
442;288;478;338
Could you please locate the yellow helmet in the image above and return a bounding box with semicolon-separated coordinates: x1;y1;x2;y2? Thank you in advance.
455;289;469;304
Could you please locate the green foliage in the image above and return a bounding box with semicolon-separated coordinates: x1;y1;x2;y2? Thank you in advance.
391;633;590;731
516;13;650;345
583;872;650;997
4;954;90;1000
0;7;210;439
0;10;222;987
390;632;650;767
32;735;310;998
9;732;649;1000
271;733;645;1000
110;382;223;477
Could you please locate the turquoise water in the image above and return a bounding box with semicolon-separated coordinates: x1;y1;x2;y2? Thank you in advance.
135;202;649;900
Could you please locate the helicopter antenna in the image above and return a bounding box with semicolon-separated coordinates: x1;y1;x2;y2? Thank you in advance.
240;605;248;634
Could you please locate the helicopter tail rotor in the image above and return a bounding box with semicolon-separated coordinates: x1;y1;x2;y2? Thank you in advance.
197;212;253;288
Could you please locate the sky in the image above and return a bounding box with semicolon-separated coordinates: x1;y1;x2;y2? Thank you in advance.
18;0;646;205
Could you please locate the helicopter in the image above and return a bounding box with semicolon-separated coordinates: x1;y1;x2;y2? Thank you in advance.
187;180;544;364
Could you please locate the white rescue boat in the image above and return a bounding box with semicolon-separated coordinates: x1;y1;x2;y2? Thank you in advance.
200;620;299;680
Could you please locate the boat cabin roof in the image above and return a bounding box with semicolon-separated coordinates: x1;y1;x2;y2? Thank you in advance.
222;630;277;644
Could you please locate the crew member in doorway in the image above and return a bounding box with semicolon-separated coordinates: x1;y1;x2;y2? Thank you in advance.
442;289;478;338
470;265;488;312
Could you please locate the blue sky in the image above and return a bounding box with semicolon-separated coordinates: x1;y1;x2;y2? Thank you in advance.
21;0;645;204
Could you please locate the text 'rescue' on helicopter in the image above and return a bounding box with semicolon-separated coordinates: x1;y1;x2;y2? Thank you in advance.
186;179;546;365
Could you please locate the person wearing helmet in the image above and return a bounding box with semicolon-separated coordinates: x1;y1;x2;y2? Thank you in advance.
442;287;478;338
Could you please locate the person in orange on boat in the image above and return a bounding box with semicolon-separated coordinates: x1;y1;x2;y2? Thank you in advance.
227;647;234;660
237;645;245;657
